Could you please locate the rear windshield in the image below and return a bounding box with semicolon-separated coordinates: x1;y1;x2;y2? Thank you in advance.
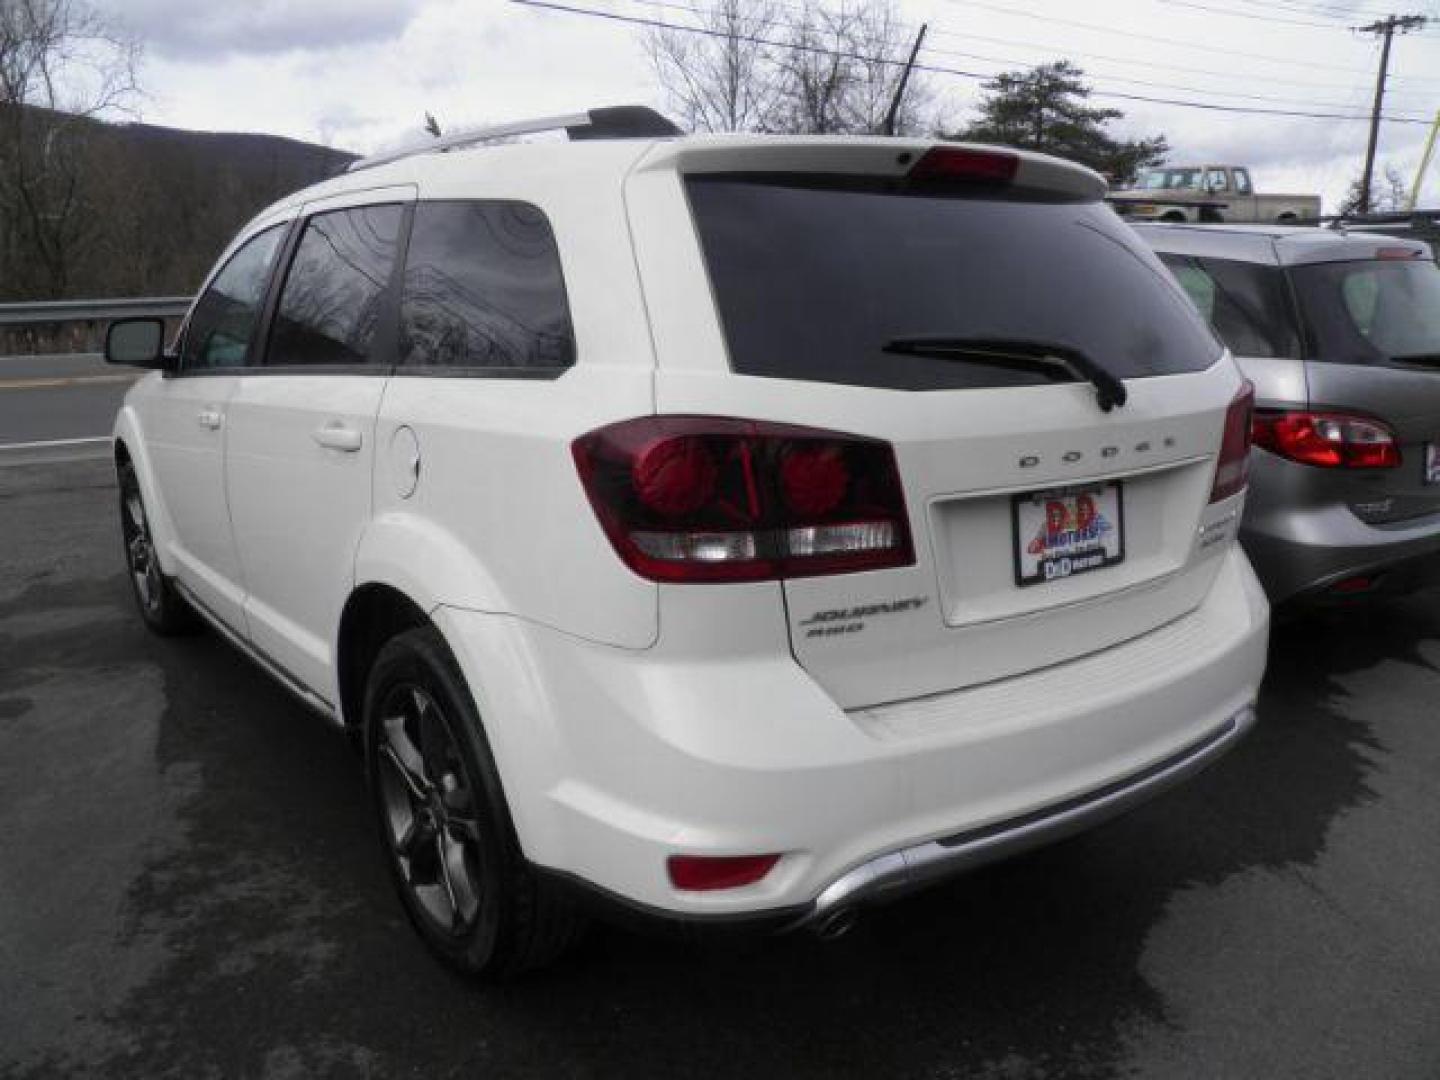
686;176;1222;391
1157;253;1301;359
1291;258;1440;365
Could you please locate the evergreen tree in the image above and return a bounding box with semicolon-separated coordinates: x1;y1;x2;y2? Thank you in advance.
958;61;1167;185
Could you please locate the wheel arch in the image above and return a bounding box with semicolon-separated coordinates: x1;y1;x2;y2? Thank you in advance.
335;582;433;730
112;408;180;574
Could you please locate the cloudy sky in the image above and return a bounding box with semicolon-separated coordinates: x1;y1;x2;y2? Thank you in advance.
93;0;1440;211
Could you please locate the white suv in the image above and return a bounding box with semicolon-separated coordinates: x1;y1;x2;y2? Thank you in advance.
105;107;1269;977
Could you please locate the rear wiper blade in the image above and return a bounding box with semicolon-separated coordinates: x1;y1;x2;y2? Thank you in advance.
1391;353;1440;366
881;336;1128;412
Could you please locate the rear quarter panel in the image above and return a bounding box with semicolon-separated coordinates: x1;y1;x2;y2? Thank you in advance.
363;143;660;649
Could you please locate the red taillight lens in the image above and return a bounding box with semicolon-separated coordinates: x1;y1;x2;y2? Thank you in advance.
1210;380;1255;503
633;436;717;516
573;417;914;583
667;854;780;892
1252;410;1401;470
908;146;1018;185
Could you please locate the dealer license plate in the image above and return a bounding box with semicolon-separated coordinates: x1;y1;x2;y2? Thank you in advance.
1426;444;1440;484
1013;483;1126;588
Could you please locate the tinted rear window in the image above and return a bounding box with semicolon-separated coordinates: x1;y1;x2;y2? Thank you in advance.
686;176;1222;391
1291;258;1440;365
1158;253;1301;359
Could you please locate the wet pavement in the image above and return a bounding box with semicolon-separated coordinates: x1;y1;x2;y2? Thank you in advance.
3;457;1439;1079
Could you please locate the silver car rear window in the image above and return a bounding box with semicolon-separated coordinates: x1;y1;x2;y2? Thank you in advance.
1291;258;1440;365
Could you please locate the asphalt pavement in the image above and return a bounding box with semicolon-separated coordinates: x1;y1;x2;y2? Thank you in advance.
2;391;1440;1078
0;353;138;448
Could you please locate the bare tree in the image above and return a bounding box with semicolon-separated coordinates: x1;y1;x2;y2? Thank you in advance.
1337;163;1409;216
777;0;930;135
644;0;786;134
0;0;138;299
643;0;932;136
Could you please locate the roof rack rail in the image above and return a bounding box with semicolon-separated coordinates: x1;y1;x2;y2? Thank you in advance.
346;105;682;174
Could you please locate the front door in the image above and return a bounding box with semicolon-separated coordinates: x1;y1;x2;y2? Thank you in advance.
140;223;288;630
224;195;409;703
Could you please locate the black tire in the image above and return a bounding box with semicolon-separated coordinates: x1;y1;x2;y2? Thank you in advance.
363;626;586;978
117;461;200;636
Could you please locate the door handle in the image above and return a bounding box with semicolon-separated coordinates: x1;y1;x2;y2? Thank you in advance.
312;422;363;453
197;408;222;430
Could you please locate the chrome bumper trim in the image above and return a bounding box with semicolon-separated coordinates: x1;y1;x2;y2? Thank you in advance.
798;704;1256;928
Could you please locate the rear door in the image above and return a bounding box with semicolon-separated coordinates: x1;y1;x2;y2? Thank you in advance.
1290;250;1440;524
628;143;1247;709
224;191;410;701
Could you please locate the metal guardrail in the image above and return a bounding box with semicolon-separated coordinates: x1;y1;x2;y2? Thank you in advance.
0;296;191;327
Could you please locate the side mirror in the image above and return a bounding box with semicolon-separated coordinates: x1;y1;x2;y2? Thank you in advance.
105;317;169;370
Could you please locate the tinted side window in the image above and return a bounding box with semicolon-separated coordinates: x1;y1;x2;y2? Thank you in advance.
399;201;575;371
267;205;403;367
182;226;285;371
1157;254;1300;359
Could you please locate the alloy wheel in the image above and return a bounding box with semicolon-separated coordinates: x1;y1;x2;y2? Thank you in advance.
376;684;485;936
121;487;162;617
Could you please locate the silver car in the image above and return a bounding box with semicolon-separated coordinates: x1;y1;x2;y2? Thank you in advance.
1138;223;1440;606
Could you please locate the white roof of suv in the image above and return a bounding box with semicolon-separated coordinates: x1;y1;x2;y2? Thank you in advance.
253;105;1110;227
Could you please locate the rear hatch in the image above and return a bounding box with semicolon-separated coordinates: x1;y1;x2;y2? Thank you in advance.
626;139;1246;709
1289;247;1440;524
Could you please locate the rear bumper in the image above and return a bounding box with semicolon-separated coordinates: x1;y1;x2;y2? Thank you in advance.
1242;501;1440;606
795;702;1254;931
437;544;1269;921
539;704;1251;938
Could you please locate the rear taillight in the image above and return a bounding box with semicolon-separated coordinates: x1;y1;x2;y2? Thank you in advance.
1252;410;1401;470
1210;380;1255;503
572;417;914;583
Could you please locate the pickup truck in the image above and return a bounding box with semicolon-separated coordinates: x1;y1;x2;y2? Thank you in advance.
1110;165;1321;224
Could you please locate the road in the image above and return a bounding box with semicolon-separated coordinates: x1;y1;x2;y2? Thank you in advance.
2;381;1440;1078
0;353;137;448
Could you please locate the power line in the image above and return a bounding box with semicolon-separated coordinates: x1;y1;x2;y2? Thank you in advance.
914;38;1411;112
626;0;1439;100
510;0;1438;124
920;22;1396;92
1152;0;1344;29
1226;0;1368;17
942;0;1438;80
628;0;1440;90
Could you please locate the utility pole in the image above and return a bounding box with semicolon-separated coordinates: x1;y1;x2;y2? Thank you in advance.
1356;14;1428;213
882;23;927;136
